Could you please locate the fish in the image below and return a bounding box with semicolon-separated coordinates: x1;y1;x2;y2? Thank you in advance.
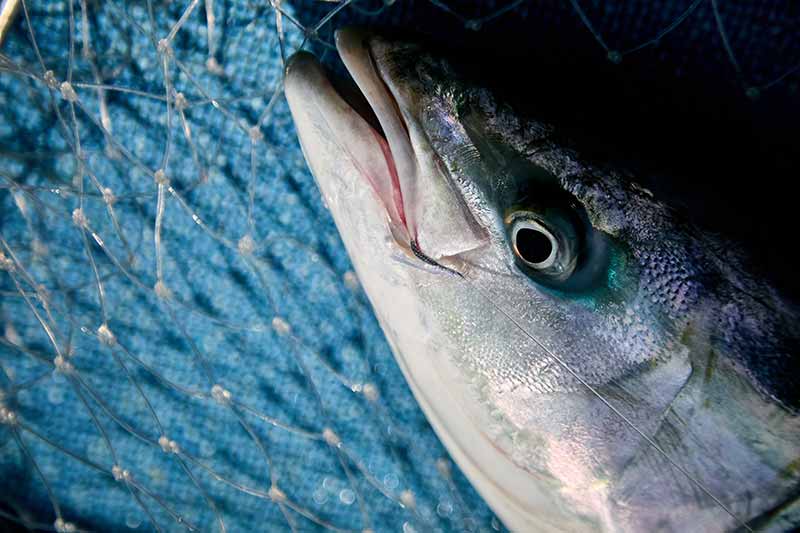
284;28;800;532
0;0;20;46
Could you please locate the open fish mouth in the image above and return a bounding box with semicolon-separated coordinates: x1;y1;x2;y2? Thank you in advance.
285;29;416;249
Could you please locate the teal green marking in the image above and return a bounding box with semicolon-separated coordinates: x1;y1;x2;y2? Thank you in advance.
542;239;633;310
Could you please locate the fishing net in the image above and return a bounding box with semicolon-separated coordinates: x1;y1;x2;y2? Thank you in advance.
0;1;797;532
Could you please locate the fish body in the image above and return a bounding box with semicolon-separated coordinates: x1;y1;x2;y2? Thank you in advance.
285;29;800;531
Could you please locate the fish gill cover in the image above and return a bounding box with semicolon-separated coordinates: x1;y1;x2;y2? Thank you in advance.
0;1;797;532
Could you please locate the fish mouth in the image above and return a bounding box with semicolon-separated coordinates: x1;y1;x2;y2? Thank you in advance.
285;28;416;248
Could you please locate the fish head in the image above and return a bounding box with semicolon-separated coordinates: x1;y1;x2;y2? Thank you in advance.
285;29;800;532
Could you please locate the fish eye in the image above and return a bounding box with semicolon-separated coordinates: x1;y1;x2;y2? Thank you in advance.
512;220;557;269
506;210;580;284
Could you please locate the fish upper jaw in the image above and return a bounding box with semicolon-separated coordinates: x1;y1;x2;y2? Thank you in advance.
336;28;486;261
333;28;415;244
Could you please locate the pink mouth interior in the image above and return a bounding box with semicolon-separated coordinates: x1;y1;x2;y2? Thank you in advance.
370;129;408;229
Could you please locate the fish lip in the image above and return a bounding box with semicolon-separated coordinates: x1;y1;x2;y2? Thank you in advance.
334;27;417;244
284;46;411;245
288;29;475;264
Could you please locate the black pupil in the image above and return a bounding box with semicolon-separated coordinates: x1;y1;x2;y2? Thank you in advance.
516;228;553;265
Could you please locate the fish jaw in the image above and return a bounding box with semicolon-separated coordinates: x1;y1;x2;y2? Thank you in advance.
284;37;581;532
284;51;410;245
